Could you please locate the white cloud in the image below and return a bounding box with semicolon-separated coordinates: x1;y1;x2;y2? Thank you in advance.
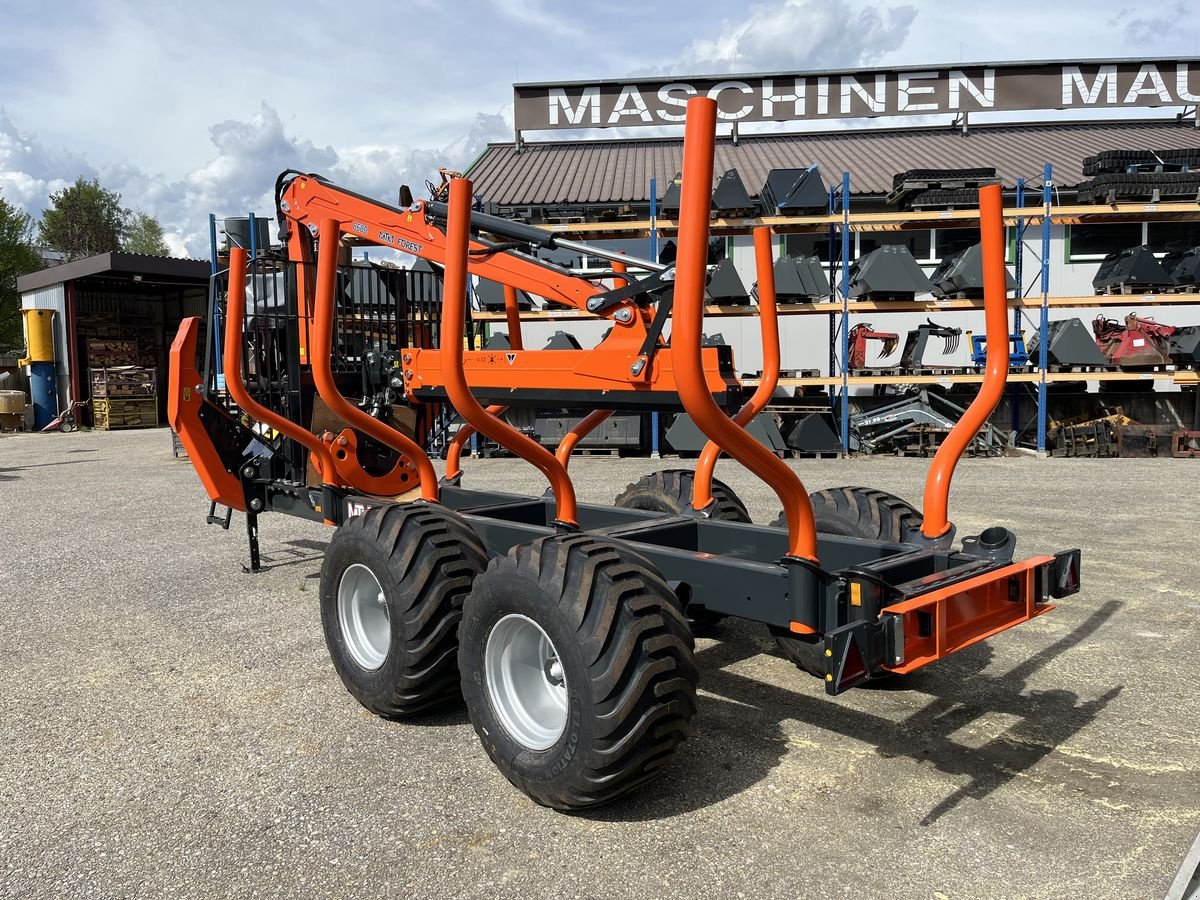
491;0;574;37
668;0;917;74
0;103;512;258
0;109;94;209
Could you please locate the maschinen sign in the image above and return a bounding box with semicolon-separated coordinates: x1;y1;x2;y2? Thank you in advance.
513;58;1200;134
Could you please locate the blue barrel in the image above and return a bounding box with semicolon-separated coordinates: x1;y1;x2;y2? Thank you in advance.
29;361;59;430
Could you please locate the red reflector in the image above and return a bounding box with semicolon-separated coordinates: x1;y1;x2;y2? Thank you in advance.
841;637;867;686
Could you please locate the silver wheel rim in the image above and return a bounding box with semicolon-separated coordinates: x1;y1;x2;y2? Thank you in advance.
484;614;568;751
337;563;390;670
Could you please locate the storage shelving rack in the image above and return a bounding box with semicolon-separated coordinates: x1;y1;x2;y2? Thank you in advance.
473;172;1200;454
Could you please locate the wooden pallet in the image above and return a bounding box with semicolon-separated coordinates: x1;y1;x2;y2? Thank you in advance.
90;366;158;398
94;397;159;430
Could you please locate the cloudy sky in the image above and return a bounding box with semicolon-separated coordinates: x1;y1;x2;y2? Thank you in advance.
0;0;1197;256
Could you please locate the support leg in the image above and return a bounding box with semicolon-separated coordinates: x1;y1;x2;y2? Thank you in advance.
244;511;262;574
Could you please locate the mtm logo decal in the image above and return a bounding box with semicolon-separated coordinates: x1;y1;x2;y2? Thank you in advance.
506;353;517;365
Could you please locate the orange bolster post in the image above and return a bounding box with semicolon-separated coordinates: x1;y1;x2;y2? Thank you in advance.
554;258;623;471
440;177;578;526
671;96;817;562
555;409;615;471
692;226;781;511
920;184;1010;539
447;283;526;480
311;219;440;502
223;247;335;484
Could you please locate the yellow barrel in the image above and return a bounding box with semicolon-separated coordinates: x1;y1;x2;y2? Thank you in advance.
19;308;56;365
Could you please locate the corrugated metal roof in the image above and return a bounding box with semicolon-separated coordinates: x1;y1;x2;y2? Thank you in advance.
17;252;209;293
465;118;1200;205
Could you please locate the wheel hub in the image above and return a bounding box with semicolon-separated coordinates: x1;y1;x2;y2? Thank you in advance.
337;563;390;670
485;614;568;751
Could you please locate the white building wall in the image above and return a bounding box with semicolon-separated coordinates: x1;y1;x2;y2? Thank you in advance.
501;223;1192;397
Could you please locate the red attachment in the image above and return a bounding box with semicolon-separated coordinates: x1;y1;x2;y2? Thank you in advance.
847;323;899;370
440;177;579;526
310;221;440;501
671;97;817;561
1093;313;1176;368
692;227;781;511
921;184;1009;540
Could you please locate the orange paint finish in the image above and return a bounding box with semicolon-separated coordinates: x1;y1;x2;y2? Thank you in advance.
670;97;817;561
693;226;782;510
502;284;524;351
555;409;615;471
167;317;246;510
327;428;420;496
445;404;506;481
280;176;617;325
922;184;1011;538
882;556;1055;674
404;345;735;396
439;178;578;525
223;247;336;483
310;220;439;501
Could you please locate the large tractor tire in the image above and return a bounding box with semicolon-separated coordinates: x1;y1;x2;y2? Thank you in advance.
614;468;751;523
458;533;698;810
772;486;922;678
320;502;488;718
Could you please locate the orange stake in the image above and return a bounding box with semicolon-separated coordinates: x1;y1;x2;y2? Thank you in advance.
555;408;615;470
223;247;335;483
440;178;578;526
692;226;780;510
671;98;817;561
555;259;624;471
445;284;526;479
921;183;1010;539
502;284;525;351
444;403;504;481
311;219;439;501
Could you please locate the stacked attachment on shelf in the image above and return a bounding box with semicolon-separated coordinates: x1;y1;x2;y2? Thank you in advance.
887;167;998;208
773;255;832;302
1164;248;1200;290
1092;314;1176;368
1026;319;1110;368
898;320;962;370
711;169;757;218
931;242;1017;299
848;245;934;299
662;165;829;219
705;258;752;305
759;166;827;215
1092;246;1176;294
1078;147;1200;203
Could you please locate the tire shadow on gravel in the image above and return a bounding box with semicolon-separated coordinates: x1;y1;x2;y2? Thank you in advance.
589;602;1123;824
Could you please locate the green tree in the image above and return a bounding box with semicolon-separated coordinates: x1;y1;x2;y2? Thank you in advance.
0;193;43;350
123;211;170;256
38;177;125;261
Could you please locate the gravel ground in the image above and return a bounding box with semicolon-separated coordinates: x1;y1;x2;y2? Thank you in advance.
1;428;1198;899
